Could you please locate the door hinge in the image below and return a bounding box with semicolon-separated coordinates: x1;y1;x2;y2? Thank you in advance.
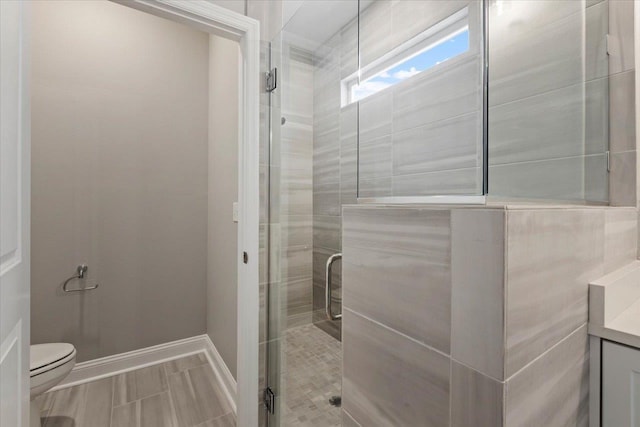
263;387;276;414
265;68;277;93
606;150;610;173
243;251;249;264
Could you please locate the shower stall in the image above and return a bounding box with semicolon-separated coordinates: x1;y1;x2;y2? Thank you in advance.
262;0;610;425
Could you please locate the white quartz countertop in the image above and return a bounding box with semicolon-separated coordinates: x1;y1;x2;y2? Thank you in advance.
589;261;640;349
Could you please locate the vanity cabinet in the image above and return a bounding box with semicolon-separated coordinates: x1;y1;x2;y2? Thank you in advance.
602;340;640;426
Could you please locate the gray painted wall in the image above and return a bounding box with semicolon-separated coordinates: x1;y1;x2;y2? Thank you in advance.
31;0;209;362
207;34;240;379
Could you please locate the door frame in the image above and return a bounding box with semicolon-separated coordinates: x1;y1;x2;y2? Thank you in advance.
115;1;261;425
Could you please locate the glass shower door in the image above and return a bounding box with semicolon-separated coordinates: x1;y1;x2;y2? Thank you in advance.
264;1;359;425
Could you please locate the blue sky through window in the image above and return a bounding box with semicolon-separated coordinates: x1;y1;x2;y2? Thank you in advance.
351;28;470;102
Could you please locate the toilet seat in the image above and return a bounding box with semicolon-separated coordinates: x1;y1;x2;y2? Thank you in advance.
29;343;76;400
30;343;76;377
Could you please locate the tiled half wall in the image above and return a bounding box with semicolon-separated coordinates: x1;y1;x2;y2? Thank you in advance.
342;204;637;426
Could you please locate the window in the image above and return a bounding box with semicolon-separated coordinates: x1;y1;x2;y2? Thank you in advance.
342;7;470;106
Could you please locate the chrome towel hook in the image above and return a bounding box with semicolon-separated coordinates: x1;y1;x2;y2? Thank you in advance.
62;264;99;292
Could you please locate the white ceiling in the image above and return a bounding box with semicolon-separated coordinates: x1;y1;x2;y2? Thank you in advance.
281;0;373;52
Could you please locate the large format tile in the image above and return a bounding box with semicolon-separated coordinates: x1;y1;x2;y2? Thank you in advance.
313;215;341;251
505;325;589;427
609;150;637;207
391;0;472;52
604;208;638;274
43;384;88;427
167;364;232;426
489;156;585;200
343;207;451;353
79;377;113;427
195;413;236;427
342;309;450;427
489;83;585;165
342;409;361;427
585;0;609;81
313;182;340;216
451;361;504;427
504;209;604;377
358;135;393;181
111;402;138;427
609;0;635;74
392;167;480;196
139;392;177;427
451;209;506;380
393;56;482;133
358;0;393;68
280;166;312;217
489;2;583;106
585;78;609;156
285;276;313;329
393;112;481;176
359;176;392;198
584;153;609;203
359;91;393;142
281;215;312;248
41;355;235;427
610;70;636;154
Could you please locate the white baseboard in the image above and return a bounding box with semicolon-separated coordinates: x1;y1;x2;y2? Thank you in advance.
49;335;237;412
202;335;237;413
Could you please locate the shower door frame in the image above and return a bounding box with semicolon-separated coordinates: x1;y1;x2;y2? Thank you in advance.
113;1;261;425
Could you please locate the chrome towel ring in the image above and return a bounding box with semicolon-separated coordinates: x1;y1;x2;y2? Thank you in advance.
62;264;99;292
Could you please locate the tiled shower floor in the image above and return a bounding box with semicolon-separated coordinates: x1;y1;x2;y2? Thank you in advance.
38;353;235;427
283;323;342;427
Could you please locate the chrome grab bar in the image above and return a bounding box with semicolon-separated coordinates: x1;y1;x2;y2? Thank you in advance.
325;253;342;320
62;264;99;292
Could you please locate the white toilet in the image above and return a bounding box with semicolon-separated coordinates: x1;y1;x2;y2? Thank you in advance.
30;343;76;427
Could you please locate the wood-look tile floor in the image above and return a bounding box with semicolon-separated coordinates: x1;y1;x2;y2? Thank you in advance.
37;353;235;427
283;324;342;427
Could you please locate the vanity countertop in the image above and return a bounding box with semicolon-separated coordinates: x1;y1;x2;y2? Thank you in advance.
589;261;640;349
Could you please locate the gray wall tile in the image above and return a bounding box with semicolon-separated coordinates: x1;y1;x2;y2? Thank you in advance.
392;167;481;196
393;56;482;133
504;209;604;377
609;150;637;207
489;156;586;201
585;78;609;156
451;209;506;380
505;325;589;427
393;113;481;176
489;84;585;165
604;208;638;274
609;0;635;75
451;361;504;427
584;154;610;203
359;135;393;181
610;70;636;153
585;0;609;81
342;309;450;427
343;207;451;353
489;2;583;106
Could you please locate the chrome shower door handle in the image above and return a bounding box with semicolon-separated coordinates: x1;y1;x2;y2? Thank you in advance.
325;253;342;321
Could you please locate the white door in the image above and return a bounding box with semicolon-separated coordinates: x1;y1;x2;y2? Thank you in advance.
1;1;31;426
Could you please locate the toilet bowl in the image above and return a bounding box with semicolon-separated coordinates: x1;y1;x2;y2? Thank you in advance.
30;343;76;427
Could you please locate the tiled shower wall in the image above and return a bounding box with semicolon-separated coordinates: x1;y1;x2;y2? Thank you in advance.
280;48;314;329
310;0;624;340
341;205;638;426
311;0;484;340
488;1;609;201
607;0;636;207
